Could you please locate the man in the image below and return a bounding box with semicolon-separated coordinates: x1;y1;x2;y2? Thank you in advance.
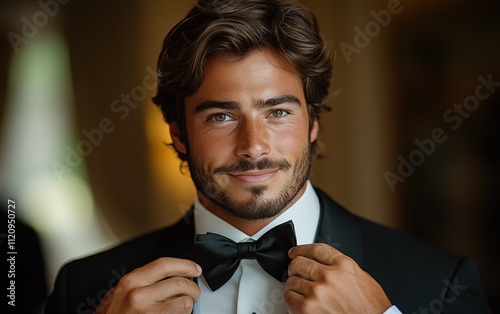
46;0;491;313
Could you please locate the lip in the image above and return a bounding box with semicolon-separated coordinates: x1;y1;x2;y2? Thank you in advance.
228;169;278;183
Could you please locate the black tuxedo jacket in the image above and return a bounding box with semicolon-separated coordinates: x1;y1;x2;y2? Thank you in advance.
45;189;491;313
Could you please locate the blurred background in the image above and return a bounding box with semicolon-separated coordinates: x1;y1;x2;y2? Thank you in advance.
0;0;499;312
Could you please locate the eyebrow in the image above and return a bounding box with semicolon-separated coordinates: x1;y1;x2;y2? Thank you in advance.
194;94;301;113
195;101;240;113
258;95;301;108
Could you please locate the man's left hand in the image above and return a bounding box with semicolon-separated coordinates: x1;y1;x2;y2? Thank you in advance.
285;243;392;314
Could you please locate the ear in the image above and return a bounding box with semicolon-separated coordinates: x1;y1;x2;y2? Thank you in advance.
310;118;319;143
169;122;187;154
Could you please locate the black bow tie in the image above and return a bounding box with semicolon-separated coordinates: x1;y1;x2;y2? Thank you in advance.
190;220;297;291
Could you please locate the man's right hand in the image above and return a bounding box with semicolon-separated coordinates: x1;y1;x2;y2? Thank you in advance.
95;257;202;314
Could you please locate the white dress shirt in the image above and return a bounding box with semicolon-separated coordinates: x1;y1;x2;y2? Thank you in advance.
192;181;401;314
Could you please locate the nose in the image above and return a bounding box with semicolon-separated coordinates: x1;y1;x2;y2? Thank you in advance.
235;117;271;159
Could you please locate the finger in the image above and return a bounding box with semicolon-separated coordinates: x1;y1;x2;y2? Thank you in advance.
152;295;194;314
288;243;341;265
285;275;312;297
121;258;202;287
284;289;308;314
141;276;201;302
288;255;321;281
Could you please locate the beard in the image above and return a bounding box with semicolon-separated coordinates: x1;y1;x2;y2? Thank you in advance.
187;146;313;220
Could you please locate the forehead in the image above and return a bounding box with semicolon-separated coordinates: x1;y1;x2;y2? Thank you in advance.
207;49;298;75
185;49;304;106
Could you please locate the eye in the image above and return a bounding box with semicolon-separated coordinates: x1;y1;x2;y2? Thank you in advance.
209;113;231;122
270;109;288;118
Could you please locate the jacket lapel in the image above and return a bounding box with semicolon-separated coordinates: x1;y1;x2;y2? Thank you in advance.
161;209;196;260
314;188;364;268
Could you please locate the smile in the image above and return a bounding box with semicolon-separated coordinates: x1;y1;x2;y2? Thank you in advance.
228;169;279;183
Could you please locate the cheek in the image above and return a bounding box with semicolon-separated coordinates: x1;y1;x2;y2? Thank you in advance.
189;130;234;161
272;127;310;155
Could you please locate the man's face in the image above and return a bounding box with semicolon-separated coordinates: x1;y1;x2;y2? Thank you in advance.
171;49;318;220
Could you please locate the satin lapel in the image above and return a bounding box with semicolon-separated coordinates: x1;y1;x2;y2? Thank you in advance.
183;209;196;314
314;188;364;268
164;209;196;260
173;209;197;314
185;209;196;257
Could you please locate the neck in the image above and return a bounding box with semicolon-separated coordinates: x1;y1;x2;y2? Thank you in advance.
197;184;307;236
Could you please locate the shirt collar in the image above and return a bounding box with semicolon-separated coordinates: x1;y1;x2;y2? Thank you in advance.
194;180;320;244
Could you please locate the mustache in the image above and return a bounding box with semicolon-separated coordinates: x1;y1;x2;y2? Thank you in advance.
214;158;291;174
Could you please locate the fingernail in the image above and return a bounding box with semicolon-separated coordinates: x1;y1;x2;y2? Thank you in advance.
195;263;202;273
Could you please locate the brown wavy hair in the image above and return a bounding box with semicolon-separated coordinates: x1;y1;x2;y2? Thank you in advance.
152;0;332;162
